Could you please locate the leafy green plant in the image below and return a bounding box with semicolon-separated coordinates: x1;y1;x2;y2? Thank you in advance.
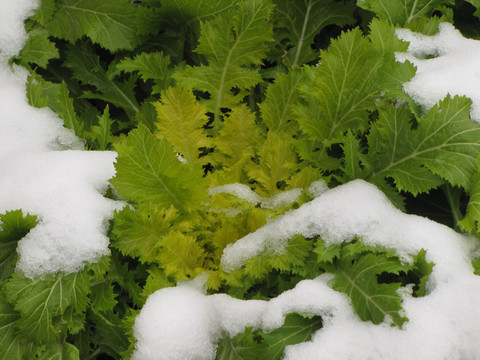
3;0;480;358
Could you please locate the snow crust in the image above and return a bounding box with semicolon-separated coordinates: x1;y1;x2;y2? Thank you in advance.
133;180;480;360
395;23;480;122
0;0;123;277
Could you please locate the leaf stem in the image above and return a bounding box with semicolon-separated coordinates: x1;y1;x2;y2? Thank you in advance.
442;183;464;230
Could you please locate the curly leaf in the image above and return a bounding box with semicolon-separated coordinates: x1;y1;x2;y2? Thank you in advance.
154;87;211;164
156;232;206;280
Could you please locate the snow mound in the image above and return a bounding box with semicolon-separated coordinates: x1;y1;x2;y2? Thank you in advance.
133;180;480;360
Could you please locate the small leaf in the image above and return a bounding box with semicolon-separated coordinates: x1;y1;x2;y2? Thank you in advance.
156;232;206;280
0;210;37;281
328;253;408;327
154;87;211;164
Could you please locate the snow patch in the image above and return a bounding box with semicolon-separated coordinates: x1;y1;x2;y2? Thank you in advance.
395;23;480;122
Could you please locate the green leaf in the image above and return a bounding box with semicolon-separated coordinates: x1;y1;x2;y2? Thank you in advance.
174;0;274;133
64;44;140;120
90;282;117;313
156;232;206;280
90;310;129;358
248;132;297;196
215;327;263;360
4;271;90;343
459;161;480;233
259;70;305;133
273;0;355;68
0;295;32;360
0;210;36;281
154;87;211;164
18;28;59;69
213;104;262;172
41;0;144;51
368;97;480;195
258;314;322;360
38;342;80;360
57;81;84;137
357;0;454;26
117;52;173;94
294;28;382;166
111;205;179;263
111;125;207;210
89;105;113;150
328;253;408;327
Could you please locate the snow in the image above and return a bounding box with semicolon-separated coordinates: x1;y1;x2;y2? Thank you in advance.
0;0;123;277
209;183;303;209
133;180;480;360
395;23;480;122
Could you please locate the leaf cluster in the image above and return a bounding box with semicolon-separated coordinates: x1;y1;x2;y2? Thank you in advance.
7;0;480;358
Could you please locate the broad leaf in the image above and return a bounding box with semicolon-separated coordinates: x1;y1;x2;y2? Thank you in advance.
111;125;207;211
248;132;297;196
328;253;408;327
111;205;179;263
294;28;382;167
4;272;90;343
215;327;262;360
259;70;305;133
156;232;206;280
258;314;322;360
17;27;59;69
368;97;480;195
38;0;144;51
